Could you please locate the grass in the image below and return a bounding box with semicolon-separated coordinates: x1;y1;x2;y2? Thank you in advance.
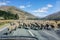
0;22;8;28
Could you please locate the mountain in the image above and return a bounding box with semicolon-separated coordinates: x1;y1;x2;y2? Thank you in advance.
0;6;36;20
0;10;19;20
44;11;60;20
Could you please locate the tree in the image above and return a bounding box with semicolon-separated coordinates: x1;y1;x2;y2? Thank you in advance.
14;14;19;19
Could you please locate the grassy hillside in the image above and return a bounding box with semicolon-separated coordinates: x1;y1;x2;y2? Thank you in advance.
0;10;19;20
43;11;60;20
0;6;36;20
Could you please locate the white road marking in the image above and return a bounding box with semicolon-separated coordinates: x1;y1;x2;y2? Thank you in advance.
28;30;35;37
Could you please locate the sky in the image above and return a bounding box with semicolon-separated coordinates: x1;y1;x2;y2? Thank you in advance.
0;0;60;17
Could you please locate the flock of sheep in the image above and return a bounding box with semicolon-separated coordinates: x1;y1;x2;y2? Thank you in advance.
0;20;60;35
8;20;60;32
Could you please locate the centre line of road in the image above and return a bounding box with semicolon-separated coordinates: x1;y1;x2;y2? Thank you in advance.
28;30;35;37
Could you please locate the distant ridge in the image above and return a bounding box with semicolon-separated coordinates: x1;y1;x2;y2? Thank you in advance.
44;11;60;20
0;6;36;20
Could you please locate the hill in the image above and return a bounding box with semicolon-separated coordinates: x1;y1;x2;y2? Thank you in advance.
0;6;36;20
44;11;60;20
0;10;19;20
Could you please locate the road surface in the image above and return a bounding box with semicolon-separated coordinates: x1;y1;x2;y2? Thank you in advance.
0;25;60;40
7;28;60;40
0;24;10;36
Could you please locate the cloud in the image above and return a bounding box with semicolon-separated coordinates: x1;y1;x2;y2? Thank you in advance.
33;4;53;13
47;4;53;7
27;5;31;7
19;4;31;9
19;5;25;8
0;1;10;6
0;2;7;6
33;7;48;13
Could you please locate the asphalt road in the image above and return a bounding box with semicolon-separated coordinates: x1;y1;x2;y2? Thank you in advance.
0;24;10;36
7;28;60;40
0;26;60;40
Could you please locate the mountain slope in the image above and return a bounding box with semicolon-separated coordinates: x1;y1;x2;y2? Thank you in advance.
44;11;60;20
0;6;36;20
0;10;19;20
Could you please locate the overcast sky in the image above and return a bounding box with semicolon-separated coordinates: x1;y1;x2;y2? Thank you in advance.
0;0;60;17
